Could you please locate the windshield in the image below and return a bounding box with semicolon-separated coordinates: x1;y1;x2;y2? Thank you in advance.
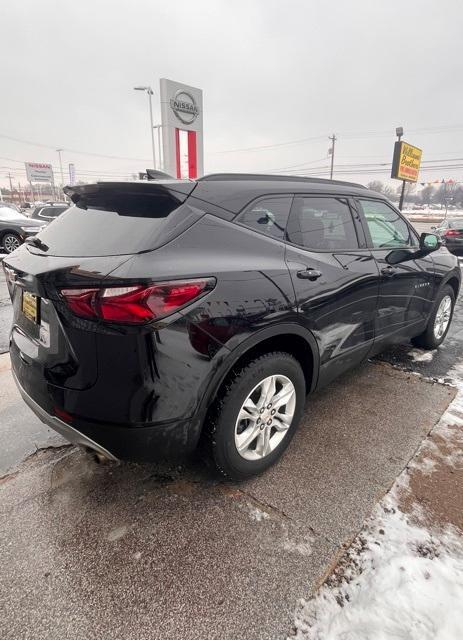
0;207;25;220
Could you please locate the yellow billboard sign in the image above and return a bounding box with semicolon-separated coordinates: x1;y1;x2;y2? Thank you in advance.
391;141;422;182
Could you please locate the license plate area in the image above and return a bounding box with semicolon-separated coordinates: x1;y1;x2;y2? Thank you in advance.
22;291;40;324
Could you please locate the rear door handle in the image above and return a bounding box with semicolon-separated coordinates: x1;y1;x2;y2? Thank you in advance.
381;265;396;277
297;268;322;281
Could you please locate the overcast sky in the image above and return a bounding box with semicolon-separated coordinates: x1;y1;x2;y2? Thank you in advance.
1;0;463;191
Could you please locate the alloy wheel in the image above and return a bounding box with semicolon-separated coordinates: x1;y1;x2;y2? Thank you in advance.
434;295;452;340
234;374;296;460
3;235;21;253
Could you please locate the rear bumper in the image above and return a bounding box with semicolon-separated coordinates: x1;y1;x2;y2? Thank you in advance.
12;369;118;461
12;368;195;462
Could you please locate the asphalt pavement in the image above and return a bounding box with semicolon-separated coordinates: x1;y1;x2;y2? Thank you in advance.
0;225;462;639
0;257;13;353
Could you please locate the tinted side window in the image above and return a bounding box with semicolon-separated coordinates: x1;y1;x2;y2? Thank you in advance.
42;207;67;218
236;197;292;240
359;200;417;248
287;196;358;250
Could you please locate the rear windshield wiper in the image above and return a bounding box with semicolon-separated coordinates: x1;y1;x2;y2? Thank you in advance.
25;237;49;252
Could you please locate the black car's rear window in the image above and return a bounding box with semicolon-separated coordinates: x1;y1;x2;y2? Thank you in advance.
35;192;201;257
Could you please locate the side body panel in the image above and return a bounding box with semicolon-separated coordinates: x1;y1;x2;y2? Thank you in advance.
366;248;435;348
286;245;379;387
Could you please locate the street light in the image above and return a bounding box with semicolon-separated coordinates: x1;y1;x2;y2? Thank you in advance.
153;124;163;170
134;85;156;170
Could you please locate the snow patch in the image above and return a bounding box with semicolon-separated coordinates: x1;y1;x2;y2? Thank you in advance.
107;525;129;542
408;348;435;363
408;454;437;475
291;501;463;640
248;505;270;522
282;537;313;557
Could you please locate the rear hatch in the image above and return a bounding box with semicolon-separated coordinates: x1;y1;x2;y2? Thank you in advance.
3;180;198;405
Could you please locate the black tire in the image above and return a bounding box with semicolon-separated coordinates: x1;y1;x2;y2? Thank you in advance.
412;285;455;350
2;232;22;254
207;352;306;481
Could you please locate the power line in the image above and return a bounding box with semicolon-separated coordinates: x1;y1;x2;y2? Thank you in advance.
0;133;151;163
208;124;463;155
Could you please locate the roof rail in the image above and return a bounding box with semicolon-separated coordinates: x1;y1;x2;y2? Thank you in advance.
197;173;366;189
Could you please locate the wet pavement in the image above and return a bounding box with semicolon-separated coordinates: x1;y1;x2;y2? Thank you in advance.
0;358;455;639
0;254;13;354
0;354;65;476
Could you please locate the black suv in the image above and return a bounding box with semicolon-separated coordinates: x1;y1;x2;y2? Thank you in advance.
3;175;460;480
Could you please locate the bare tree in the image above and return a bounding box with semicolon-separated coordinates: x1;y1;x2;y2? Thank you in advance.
420;185;435;205
382;184;395;199
366;180;384;193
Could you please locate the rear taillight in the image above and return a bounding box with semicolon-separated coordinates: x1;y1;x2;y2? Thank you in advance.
444;229;462;237
60;279;214;324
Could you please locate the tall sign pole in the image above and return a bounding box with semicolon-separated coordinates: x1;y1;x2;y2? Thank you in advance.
391;127;422;211
395;128;406;210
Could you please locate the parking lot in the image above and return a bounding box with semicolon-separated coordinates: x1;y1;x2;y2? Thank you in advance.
1;222;462;640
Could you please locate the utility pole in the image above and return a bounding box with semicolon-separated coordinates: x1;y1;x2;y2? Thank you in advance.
56;148;65;200
328;134;336;180
6;173;15;203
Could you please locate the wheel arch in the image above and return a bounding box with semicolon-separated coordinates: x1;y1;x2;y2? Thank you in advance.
443;273;461;300
0;228;21;244
192;324;319;447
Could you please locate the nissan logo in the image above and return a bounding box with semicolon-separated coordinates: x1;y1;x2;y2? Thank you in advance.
170;90;199;125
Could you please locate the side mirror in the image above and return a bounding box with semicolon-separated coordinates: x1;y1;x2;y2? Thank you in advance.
430;226;436;230
420;232;441;252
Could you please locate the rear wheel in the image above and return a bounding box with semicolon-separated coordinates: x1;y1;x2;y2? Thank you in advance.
412;285;455;349
2;232;21;254
207;352;306;480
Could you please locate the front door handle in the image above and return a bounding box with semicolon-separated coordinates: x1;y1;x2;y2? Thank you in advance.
381;265;397;277
297;268;322;281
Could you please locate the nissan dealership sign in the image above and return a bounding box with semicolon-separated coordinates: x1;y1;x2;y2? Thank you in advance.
25;162;54;183
170;90;199;125
160;78;203;179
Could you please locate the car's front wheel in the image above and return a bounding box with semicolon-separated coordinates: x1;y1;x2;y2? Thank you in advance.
2;232;21;254
412;284;455;349
208;352;306;480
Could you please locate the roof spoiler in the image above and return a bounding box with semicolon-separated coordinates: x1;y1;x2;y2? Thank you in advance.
63;180;196;205
141;169;176;181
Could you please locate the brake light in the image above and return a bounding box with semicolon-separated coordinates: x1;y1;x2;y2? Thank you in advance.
60;279;214;324
444;229;462;237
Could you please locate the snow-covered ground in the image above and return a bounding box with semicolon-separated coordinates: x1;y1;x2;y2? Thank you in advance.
402;208;463;217
290;357;463;640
